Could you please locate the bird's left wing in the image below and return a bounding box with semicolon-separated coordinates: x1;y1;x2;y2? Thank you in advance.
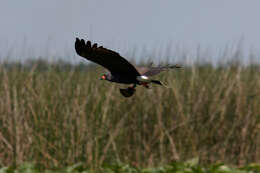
75;38;140;77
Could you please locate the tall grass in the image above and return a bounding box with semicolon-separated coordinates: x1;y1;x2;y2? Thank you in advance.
0;58;259;168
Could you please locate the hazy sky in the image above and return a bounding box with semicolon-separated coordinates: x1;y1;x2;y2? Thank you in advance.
0;0;260;62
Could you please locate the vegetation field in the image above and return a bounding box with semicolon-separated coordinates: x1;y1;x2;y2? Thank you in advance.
0;57;259;172
0;161;260;173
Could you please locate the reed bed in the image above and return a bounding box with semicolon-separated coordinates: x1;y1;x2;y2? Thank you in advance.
0;59;259;168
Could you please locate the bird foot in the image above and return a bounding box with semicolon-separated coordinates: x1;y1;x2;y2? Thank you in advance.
120;86;136;97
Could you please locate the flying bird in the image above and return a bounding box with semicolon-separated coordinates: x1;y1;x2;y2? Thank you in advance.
75;38;181;97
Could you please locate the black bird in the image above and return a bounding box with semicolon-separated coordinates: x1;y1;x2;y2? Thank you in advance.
75;38;181;97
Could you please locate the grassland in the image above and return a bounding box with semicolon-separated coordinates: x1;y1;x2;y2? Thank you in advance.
0;58;259;171
1;161;260;173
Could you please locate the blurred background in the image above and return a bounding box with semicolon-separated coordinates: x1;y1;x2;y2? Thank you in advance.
0;0;260;63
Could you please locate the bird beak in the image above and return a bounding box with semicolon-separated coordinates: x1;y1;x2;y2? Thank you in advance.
100;75;106;80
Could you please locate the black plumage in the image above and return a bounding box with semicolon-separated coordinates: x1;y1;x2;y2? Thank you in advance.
75;38;181;97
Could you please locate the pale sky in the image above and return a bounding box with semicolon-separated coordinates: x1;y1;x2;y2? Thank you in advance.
0;0;260;63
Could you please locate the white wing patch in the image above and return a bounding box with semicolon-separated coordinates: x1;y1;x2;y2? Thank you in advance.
136;75;151;82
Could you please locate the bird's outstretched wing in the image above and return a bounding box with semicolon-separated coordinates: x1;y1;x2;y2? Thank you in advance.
75;38;140;77
136;65;181;77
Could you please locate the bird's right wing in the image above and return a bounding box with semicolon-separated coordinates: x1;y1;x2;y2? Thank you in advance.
75;38;140;77
137;65;181;77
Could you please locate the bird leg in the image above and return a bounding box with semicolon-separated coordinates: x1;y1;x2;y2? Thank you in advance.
140;82;150;89
151;80;169;88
